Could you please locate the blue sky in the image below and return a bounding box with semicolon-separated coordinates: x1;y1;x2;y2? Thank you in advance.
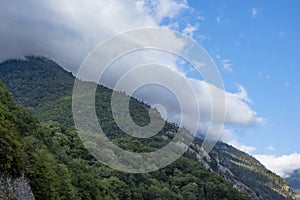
184;1;300;155
0;0;299;177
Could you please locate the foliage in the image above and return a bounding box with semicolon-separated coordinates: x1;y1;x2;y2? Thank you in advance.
0;81;25;177
0;56;294;199
0;77;251;199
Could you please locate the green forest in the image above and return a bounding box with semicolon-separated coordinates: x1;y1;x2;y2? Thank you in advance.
0;57;295;200
0;58;250;199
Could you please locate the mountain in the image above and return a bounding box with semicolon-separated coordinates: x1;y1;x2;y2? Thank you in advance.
0;58;250;200
287;170;300;192
0;56;297;199
199;141;295;199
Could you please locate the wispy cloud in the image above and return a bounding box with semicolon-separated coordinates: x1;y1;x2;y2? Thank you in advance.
258;70;271;80
139;0;189;23
197;34;210;42
222;59;233;72
235;84;253;104
197;16;205;21
215;54;233;72
232;142;256;154
182;23;198;37
267;146;275;151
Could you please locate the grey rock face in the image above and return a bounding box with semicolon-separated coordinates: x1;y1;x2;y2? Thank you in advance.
0;173;35;200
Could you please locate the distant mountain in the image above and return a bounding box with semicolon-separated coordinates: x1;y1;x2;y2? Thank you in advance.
0;56;297;199
287;169;300;192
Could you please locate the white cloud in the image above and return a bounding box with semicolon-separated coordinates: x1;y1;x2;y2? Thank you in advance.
206;126;256;154
221;59;233;72
164;21;180;30
235;84;253;104
98;48;263;128
225;85;265;125
0;0;193;69
222;59;232;72
258;70;271;80
254;154;300;178
215;54;233;72
251;7;258;19
197;34;210;42
230;140;256;154
182;23;198;38
138;0;189;23
197;16;205;21
189;81;263;126
92;47;263;144
0;0;161;69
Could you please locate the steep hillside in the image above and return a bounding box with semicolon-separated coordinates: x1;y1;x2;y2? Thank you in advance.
0;81;35;200
0;80;76;200
0;79;253;200
0;56;297;199
189;139;295;199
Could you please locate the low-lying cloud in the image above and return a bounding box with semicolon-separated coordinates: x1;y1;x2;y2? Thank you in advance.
255;153;300;178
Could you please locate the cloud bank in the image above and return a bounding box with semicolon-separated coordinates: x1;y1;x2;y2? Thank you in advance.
0;0;159;69
255;153;300;178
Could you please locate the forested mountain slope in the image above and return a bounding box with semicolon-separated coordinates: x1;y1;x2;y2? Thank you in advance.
0;72;249;200
0;56;296;199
